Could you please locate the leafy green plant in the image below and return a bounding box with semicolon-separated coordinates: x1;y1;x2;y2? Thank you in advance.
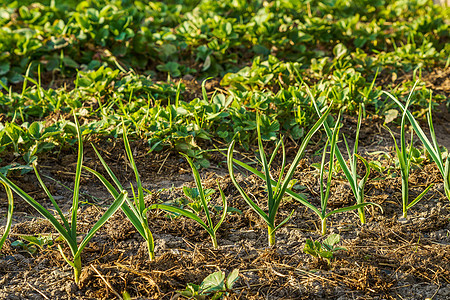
150;154;229;249
181;186;216;214
385;85;449;202
178;185;241;216
303;233;346;264
0;183;13;253
227;105;332;246
178;268;239;300
11;234;56;255
84;122;156;260
0;112;127;284
384;83;434;218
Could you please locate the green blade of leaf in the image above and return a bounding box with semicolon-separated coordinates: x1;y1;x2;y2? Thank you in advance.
406;184;434;210
122;121;145;212
150;204;213;237
305;82;358;195
91;144;124;192
256;115;274;214
75;190;127;260
230;156;322;217
324;202;383;219
444;157;450;200
383;125;408;175
268;139;283;168
181;153;214;231
273;209;295;232
274;138;287;196
353;104;363;166
383;90;444;174
227;141;271;225
70;112;83;238
0;172;76;250
322;113;341;214
0;183;13;251
213;181;228;234
270;99;333;220
83;166;146;238
355;154;370;198
33;163;70;232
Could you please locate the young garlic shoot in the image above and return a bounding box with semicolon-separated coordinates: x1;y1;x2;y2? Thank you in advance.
228;103;332;246
316;113;382;234
150;154;228;249
383;81;434;218
84;121;156;261
385;82;448;202
0;112;127;284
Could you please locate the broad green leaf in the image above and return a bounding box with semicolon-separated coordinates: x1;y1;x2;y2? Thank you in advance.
201;271;225;293
323;233;340;247
0;61;10;76
28;122;43;140
226;269;239;289
384;109;398;124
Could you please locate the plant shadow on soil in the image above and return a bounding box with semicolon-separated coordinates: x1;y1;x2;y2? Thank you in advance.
0;112;449;300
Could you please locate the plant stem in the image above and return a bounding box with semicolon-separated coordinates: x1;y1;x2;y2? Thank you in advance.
73;256;82;285
357;202;366;225
268;227;275;246
147;239;155;261
445;179;449;202
321;218;327;236
211;234;218;250
402;175;409;219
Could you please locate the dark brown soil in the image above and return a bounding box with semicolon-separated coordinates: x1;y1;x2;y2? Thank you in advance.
1;113;449;300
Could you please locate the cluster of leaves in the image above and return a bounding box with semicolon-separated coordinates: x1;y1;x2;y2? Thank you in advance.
178;269;239;300
0;0;448;85
303;233;347;265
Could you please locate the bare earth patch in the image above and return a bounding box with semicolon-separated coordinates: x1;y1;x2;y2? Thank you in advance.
0;115;449;300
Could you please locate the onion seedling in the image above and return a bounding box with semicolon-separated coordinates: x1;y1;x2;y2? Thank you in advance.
0;183;13;252
84;122;156;260
150;154;228;249
384;83;449;202
228;105;332;246
0;113;127;284
383;83;434;218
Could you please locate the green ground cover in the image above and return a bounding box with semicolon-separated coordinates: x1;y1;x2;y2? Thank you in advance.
0;0;448;171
